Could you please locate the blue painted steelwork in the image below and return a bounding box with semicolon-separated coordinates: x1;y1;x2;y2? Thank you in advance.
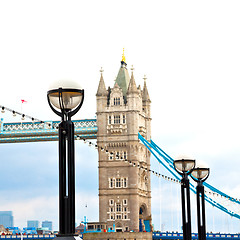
138;133;240;220
0;119;97;143
152;232;240;239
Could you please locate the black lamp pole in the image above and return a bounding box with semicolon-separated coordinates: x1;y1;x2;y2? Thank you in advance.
196;182;206;240
174;158;195;240
181;173;192;240
58;118;75;235
47;87;84;237
191;167;210;240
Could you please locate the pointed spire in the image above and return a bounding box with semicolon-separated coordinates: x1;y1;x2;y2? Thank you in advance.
142;75;151;101
127;67;138;94
115;51;130;97
96;67;108;96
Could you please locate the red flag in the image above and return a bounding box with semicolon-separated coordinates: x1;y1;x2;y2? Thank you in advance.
21;99;27;103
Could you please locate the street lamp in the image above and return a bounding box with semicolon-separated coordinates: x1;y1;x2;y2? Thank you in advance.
47;80;84;239
174;156;195;240
191;163;210;240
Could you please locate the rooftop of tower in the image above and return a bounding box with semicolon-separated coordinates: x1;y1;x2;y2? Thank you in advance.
115;49;130;97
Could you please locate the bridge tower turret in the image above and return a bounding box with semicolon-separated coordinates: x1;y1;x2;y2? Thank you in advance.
96;54;152;232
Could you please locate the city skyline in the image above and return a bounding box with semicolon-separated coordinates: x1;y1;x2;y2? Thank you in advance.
0;0;240;233
0;211;13;228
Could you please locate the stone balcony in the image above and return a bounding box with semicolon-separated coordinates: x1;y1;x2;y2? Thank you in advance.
107;124;127;134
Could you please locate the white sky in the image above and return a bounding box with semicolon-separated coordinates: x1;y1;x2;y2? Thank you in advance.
0;0;240;233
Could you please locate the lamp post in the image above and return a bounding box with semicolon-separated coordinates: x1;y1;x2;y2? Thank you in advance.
47;80;84;239
174;157;195;240
191;165;210;240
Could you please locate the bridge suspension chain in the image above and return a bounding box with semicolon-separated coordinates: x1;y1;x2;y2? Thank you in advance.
0;105;48;124
77;136;181;184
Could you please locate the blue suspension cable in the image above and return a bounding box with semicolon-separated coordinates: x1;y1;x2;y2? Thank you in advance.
151;137;240;205
138;133;240;220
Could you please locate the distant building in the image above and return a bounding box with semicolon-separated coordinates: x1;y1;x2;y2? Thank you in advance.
0;211;13;228
42;221;52;231
27;220;39;229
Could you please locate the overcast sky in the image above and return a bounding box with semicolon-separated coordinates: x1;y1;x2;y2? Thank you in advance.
0;0;240;233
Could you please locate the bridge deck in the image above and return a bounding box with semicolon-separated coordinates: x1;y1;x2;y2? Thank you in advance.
0;119;97;143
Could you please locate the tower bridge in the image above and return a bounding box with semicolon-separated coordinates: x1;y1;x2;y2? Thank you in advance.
0;56;152;234
0;54;240;237
0;54;152;234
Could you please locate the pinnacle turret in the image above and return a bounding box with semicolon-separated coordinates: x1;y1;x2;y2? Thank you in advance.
127;69;138;94
142;75;151;102
96;68;108;96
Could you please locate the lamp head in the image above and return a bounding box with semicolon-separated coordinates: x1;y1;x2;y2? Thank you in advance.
191;160;210;182
47;79;84;119
174;154;196;175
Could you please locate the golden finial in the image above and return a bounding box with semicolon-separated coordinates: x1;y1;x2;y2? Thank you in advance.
122;48;126;62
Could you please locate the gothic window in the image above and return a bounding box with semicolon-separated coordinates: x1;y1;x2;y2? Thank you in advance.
123;178;128;188
109;178;115;188
109;199;114;206
115;151;120;160
110;214;115;220
123;199;127;205
124;207;127;212
108;115;111;124
123;151;127;159
109;178;128;189
110;207;114;212
114;97;120;105
116;178;121;188
124;214;128;220
114;115;120;124
122;114;126;124
116;214;122;219
116;204;122;212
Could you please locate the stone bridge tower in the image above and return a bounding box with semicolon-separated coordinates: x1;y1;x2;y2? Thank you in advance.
96;53;152;232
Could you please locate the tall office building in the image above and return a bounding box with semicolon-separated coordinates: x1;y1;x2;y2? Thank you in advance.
27;220;39;229
42;220;52;231
0;211;13;228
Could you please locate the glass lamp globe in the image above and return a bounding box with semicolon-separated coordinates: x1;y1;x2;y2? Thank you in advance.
174;154;195;174
47;79;84;116
191;161;210;182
